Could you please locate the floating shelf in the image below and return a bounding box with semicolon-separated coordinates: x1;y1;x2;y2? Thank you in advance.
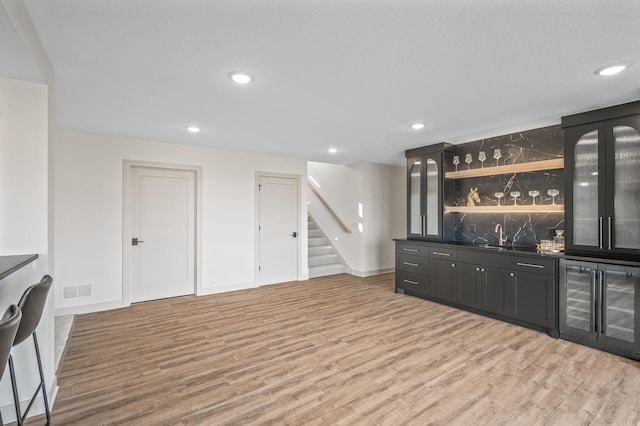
444;158;564;179
445;204;564;214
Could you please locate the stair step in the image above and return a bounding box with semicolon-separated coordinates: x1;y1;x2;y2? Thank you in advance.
308;245;335;256
309;253;341;267
309;263;347;278
308;229;324;238
308;236;329;247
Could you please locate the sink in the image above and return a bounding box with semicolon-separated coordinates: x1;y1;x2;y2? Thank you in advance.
475;244;509;250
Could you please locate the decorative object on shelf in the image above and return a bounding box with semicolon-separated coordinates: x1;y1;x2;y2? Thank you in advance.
465;153;473;170
495;191;504;206
510;191;521;205
538;239;554;252
548;188;559;205
528;190;540;205
453;155;460;171
493;148;502;166
444;158;564;179
478;151;486;168
466;187;481;206
553;230;565;252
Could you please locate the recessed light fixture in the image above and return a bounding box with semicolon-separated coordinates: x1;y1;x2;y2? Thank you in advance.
595;63;629;76
186;126;201;133
328;148;338;154
228;71;254;84
410;122;425;130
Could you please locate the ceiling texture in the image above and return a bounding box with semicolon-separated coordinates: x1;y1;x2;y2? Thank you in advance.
8;0;640;165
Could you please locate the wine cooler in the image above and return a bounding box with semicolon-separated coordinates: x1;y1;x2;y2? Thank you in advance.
559;259;640;359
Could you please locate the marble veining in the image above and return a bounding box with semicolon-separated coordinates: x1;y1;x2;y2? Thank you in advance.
451;125;565;247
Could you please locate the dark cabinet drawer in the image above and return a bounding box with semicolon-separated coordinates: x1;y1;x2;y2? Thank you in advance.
458;249;509;269
396;271;429;296
396;242;429;257
429;247;457;260
510;256;556;275
397;253;429;274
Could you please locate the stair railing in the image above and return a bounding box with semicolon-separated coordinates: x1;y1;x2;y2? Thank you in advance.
307;181;352;234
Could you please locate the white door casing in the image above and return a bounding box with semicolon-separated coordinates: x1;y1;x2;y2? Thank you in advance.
258;175;299;285
125;164;196;303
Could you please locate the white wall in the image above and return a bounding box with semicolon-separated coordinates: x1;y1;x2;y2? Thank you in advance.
0;76;52;422
54;130;308;313
307;161;405;276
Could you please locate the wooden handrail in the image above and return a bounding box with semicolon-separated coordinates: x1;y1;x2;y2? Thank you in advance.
307;181;352;234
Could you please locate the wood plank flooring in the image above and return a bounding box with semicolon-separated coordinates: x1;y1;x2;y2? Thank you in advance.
41;273;640;425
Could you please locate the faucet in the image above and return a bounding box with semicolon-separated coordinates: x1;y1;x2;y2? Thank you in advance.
495;224;508;246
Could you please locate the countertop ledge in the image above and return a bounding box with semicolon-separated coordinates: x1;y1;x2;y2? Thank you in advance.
394;239;561;258
0;254;39;281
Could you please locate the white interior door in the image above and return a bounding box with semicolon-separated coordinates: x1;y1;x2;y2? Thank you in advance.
259;176;298;285
130;167;195;302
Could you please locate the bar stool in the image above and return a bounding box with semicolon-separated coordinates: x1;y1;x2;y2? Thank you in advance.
0;305;22;426
8;275;53;426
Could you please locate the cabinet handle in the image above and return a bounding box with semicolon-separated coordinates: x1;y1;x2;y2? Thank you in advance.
403;261;419;267
598;270;604;335
403;279;419;285
591;270;598;333
451;263;456;268
402;248;419;252
475;267;480;271
608;217;612;251
481;268;485;272
510;272;515;277
432;251;451;257
516;262;544;269
599;217;603;250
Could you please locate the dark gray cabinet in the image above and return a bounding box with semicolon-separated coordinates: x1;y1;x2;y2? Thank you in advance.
563;101;640;258
405;143;454;241
395;240;558;336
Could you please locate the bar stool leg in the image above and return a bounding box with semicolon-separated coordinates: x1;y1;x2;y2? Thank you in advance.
8;354;23;426
33;331;51;425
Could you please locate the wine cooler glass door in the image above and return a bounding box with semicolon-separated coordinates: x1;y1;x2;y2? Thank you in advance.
560;260;596;339
600;265;640;350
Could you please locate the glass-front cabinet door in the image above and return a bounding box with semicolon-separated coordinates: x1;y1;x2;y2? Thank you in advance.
424;156;441;237
407;156;424;238
607;116;640;255
406;152;444;240
560;260;596;339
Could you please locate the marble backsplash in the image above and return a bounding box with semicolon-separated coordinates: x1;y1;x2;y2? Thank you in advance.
449;124;565;247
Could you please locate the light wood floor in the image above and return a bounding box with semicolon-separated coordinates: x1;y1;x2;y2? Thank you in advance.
41;273;640;425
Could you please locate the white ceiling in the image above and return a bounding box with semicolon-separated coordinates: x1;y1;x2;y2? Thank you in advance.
12;0;640;165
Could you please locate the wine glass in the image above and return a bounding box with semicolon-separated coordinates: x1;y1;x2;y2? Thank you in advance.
548;188;559;205
453;155;460;171
528;190;540;205
510;191;521;205
495;191;504;206
464;153;473;170
478;151;487;168
493;148;502;166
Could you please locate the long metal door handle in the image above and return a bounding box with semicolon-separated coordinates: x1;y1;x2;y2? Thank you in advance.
591;270;598;333
422;215;426;236
432;251;451;257
403;279;419;285
403;262;419;267
599;270;605;335
516;262;544;269
402;248;419;252
599;217;603;250
608;217;612;251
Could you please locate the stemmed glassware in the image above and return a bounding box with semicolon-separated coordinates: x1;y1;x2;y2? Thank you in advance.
453;155;460;171
548;188;559;205
510;191;521;205
495;191;504;206
464;153;473;170
528;190;540;205
478;151;486;168
493;149;502;166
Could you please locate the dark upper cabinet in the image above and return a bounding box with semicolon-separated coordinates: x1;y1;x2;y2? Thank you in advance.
405;143;454;241
563;101;640;258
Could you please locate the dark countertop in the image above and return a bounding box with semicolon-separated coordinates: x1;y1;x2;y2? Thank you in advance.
394;238;563;259
0;254;39;281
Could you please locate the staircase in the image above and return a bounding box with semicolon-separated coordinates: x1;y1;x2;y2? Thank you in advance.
308;215;348;278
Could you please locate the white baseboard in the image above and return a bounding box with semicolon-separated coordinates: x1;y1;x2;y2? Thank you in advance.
55;300;123;317
198;282;258;296
351;267;395;277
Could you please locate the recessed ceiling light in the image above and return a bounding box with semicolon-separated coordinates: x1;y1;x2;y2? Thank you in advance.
228;71;254;84
328;148;338;154
411;123;425;130
595;63;629;76
186;126;201;133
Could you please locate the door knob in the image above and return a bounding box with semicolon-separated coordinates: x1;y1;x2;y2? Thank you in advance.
290;232;297;238
132;237;144;246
